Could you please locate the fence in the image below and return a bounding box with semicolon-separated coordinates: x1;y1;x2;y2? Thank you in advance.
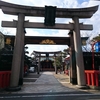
0;71;11;88
85;70;100;87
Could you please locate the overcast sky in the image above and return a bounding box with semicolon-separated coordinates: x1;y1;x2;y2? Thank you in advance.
0;0;100;56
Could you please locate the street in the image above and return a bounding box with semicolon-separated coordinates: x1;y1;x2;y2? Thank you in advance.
0;92;100;100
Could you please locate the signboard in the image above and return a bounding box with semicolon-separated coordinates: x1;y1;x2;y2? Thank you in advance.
95;42;100;52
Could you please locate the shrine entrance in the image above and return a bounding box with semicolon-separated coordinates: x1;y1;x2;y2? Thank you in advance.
0;0;98;90
33;51;62;71
41;60;54;71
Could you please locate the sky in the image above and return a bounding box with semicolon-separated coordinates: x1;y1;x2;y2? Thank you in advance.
0;0;100;56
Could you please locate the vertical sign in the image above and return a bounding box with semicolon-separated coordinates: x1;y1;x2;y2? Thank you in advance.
95;42;100;52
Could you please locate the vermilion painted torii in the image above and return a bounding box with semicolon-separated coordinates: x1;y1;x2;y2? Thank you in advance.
0;0;99;90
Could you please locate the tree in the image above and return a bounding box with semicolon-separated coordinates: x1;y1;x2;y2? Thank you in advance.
92;34;100;41
53;52;63;74
63;48;70;56
81;32;92;52
54;56;62;69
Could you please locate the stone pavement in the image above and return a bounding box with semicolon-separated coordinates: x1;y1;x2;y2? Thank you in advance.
0;71;100;94
17;71;78;93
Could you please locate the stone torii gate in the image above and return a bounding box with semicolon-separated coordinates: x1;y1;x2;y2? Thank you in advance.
33;51;62;74
0;1;98;90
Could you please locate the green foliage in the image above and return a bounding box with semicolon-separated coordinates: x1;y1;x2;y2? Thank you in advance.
54;56;62;68
61;52;66;58
93;35;100;41
63;48;69;57
24;55;32;66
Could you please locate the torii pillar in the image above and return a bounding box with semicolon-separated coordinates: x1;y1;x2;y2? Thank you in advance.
54;53;57;74
72;17;86;87
69;30;77;85
37;54;41;74
10;13;25;90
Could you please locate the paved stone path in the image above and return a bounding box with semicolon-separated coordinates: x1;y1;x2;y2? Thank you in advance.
0;71;100;94
17;71;78;93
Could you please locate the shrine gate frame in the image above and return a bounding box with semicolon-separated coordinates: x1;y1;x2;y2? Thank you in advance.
0;0;98;90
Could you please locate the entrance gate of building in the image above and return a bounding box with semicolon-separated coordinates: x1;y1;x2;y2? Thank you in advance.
4;35;88;76
33;51;62;72
0;1;98;90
